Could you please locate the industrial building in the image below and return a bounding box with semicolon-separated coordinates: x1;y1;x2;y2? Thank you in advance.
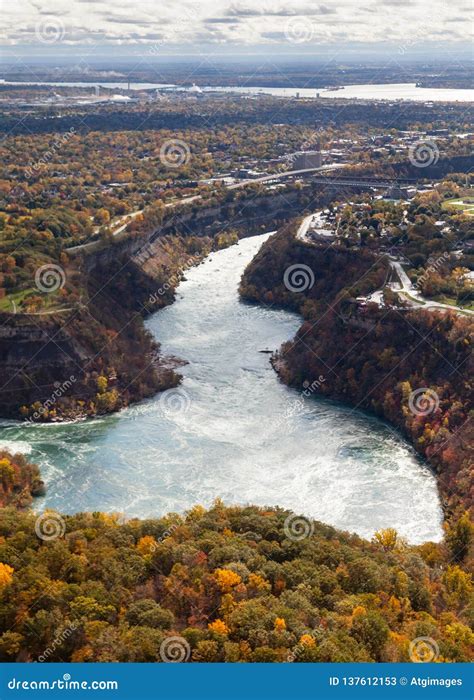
293;151;322;170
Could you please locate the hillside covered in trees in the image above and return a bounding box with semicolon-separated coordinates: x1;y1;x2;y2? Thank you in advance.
0;491;472;663
240;227;473;527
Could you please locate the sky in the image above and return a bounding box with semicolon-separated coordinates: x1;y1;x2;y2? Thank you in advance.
1;0;473;54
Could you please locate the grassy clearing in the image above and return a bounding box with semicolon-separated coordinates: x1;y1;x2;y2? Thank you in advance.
0;288;67;314
441;198;474;216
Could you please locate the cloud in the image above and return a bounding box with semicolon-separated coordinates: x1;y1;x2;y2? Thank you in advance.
2;0;472;47
227;3;336;17
205;17;240;24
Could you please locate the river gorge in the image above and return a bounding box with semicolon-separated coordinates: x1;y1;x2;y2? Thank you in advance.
0;233;443;543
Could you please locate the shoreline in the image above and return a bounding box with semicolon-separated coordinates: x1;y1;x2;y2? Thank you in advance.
241;228;472;528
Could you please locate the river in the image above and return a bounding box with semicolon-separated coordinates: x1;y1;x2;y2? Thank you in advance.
0;233;443;543
3;81;473;102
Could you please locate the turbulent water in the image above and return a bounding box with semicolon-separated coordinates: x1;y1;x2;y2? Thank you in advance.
0;233;443;543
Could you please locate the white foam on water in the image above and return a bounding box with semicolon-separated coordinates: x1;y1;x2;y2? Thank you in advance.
0;233;444;543
0;440;33;455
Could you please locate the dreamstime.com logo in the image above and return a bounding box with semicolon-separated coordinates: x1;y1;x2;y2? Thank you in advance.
35;511;66;541
148;253;201;303
285;17;316;43
160;139;191;168
409;636;440;662
8;675;118;691
408;388;440;416
35;18;66;44
275;376;326;428
35;264;66;293
160;636;191;662
283;264;315;293
159;388;191;417
25;375;76;422
284;513;315;541
25;127;75;178
148;6;199;55
408;140;439;168
415;252;450;290
38;623;79;662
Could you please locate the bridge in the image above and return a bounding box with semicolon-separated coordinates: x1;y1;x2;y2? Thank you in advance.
68;166;417;256
228;166;416;190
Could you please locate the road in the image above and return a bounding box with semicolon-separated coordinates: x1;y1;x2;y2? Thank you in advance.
295;214;314;242
297;212;473;317
67;194;203;254
68;163;397;255
389;258;473;315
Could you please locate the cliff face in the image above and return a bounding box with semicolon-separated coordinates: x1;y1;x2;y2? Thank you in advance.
0;192;328;421
73;189;310;271
240;225;387;311
0;313;90;418
0;255;182;421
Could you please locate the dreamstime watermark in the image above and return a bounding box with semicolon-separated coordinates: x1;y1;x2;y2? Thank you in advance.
398;29;425;55
159;636;191;663
35;512;66;541
8;676;118;691
288;127;325;167
25;127;75;179
150;523;179;552
408;388;440;416
409;636;440;663
408;140;439;168
287;633;317;662
34;264;66;293
25;375;76;423
285;17;316;43
38;623;79;662
415;251;450;290
158;388;191;417
283;264;315;293
35;18;66;44
284;513;315;542
159;139;191;168
276;376;326;425
148;254;201;303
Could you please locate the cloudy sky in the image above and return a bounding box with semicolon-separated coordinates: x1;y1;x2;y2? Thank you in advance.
2;0;473;51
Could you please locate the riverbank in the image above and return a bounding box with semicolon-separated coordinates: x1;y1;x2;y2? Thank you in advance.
0;234;443;544
240;227;473;532
0;231;236;423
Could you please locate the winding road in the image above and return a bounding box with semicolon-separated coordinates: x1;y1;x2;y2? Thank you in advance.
296;214;474;317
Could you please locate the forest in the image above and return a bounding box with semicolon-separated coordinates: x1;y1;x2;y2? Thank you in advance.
0;469;472;663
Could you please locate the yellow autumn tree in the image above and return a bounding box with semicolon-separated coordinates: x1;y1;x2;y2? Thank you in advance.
214;568;242;593
351;605;367;618
208;619;229;636
96;376;108;394
0;458;14;488
0;563;14;589
137;536;157;556
373;528;398;551
299;634;316;648
274;617;286;632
